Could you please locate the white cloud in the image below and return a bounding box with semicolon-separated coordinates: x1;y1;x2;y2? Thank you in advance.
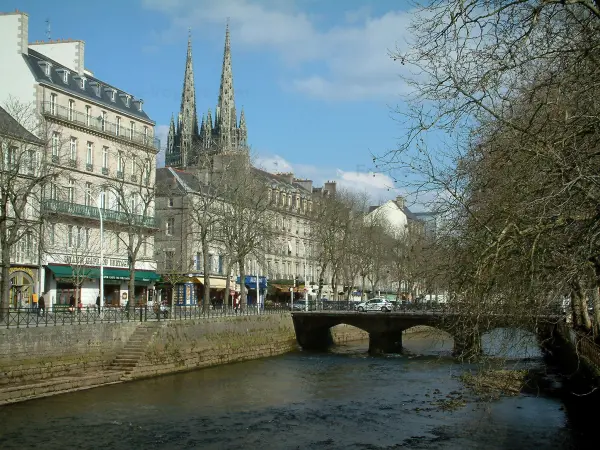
254;152;399;202
141;0;415;101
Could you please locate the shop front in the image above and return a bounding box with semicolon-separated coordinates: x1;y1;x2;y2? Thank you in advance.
237;275;268;306
8;267;38;308
45;264;160;307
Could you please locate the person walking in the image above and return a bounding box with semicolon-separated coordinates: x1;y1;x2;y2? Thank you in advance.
38;294;45;316
96;295;101;314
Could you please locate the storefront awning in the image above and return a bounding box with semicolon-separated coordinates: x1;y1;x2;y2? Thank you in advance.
193;277;228;289
47;265;161;283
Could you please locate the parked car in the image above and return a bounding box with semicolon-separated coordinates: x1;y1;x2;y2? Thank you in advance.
355;298;394;312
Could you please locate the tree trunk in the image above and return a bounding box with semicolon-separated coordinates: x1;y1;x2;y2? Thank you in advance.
128;266;136;311
224;258;232;309
238;259;246;307
202;237;210;311
589;285;600;338
0;248;11;318
361;275;366;301
316;264;327;302
571;289;583;328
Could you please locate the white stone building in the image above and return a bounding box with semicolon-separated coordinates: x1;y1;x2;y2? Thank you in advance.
0;10;160;307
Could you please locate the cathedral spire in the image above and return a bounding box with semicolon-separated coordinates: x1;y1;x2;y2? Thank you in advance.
166;114;176;161
177;28;199;166
216;20;237;149
239;106;247;147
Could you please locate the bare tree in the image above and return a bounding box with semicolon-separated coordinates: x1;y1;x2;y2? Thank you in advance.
0;99;63;317
106;144;156;310
216;154;275;307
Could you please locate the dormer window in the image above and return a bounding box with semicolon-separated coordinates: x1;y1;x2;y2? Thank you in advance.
89;81;101;97
120;93;131;107
38;61;52;77
105;87;116;102
63;70;69;84
133;99;144;112
73;75;86;89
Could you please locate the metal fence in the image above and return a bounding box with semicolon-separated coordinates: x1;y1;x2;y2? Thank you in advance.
0;304;290;329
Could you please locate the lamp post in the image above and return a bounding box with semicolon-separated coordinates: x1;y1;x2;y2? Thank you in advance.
97;193;104;310
255;259;260;313
301;241;308;311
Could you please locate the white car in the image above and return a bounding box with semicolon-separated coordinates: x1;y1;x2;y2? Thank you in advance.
355;298;393;312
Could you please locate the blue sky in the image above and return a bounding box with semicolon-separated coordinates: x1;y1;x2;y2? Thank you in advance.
5;0;418;204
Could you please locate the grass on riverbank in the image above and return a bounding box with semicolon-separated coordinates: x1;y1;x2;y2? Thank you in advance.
460;369;528;399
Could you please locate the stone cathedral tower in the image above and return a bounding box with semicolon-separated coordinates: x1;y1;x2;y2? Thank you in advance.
166;23;248;169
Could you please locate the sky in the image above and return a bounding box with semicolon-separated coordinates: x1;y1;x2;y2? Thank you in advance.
4;0;420;207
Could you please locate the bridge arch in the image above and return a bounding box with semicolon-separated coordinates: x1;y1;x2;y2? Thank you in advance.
402;325;454;355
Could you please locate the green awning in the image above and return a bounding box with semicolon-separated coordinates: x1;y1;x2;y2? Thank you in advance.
47;265;160;282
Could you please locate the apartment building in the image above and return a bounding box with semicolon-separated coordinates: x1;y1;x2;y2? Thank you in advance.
0;11;160;307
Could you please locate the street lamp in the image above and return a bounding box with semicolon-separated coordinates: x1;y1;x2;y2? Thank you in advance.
97;192;104;309
301;241;308;311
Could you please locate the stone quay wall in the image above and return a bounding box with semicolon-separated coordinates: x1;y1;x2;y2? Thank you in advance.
0;322;138;387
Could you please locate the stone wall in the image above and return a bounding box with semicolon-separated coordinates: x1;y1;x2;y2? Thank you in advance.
131;313;297;379
0;323;138;386
330;324;369;344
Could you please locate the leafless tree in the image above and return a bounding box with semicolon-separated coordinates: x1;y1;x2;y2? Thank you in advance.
106;143;156;310
0;99;64;317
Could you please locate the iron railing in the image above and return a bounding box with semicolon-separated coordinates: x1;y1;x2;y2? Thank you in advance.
41;198;157;228
1;304;290;328
41;101;160;151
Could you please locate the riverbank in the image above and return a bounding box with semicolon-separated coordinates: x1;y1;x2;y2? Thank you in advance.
0;314;370;406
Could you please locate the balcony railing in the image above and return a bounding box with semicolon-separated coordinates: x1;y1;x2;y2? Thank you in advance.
41;101;160;151
42;198;157;228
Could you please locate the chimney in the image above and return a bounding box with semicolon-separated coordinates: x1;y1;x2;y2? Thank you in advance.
278;172;294;185
0;11;29;55
324;181;337;196
395;195;405;210
294;178;313;193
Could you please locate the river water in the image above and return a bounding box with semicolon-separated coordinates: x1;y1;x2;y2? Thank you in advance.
0;330;590;449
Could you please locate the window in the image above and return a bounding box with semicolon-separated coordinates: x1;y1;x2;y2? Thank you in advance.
85;105;91;126
130;158;136;176
101;111;106;131
165;250;174;270
68;100;75;121
49;182;58;200
143;239;148;257
208;253;214;273
115;232;120;252
67;179;74;203
51;132;59;156
218;255;224;275
85;182;92;206
67;225;74;247
125;95;130;107
116;116;121;136
195;252;202;271
100;190;106;209
168;197;174;208
49;223;55;245
63;71;69;84
130;121;135;139
86;142;93;165
143;126;148;143
166;217;175;236
76;226;83;247
69;137;77;161
110;90;116;102
117;151;123;172
50;94;57;115
85;228;91;247
80;77;86;90
102;146;108;168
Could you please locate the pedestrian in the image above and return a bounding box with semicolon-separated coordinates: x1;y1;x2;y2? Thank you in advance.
38;294;45;316
233;291;240;314
77;299;83;312
69;294;76;313
96;295;101;314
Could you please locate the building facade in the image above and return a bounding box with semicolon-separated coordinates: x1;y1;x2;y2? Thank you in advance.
0;11;160;307
0;105;44;308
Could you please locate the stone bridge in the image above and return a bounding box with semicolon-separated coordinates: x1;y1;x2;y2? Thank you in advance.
291;311;560;357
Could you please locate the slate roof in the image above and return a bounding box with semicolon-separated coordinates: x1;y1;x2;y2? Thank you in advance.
155;166;313;197
0;105;43;145
251;167;311;194
22;49;154;123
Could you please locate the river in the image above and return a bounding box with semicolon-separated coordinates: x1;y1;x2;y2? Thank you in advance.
0;329;591;449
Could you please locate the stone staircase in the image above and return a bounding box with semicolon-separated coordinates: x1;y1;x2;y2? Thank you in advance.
108;322;162;380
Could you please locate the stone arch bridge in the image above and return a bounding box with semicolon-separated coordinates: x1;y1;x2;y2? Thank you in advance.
291;311;560;357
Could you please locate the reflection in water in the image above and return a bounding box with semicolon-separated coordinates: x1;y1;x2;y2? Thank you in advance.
0;332;580;450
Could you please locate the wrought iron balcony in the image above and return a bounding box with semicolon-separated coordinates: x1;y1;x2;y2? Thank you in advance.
41;198;157;228
41;101;160;151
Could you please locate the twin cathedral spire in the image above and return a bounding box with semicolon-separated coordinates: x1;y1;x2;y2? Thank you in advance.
166;23;248;168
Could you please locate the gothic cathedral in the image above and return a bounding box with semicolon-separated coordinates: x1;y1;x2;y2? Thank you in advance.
165;23;248;169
